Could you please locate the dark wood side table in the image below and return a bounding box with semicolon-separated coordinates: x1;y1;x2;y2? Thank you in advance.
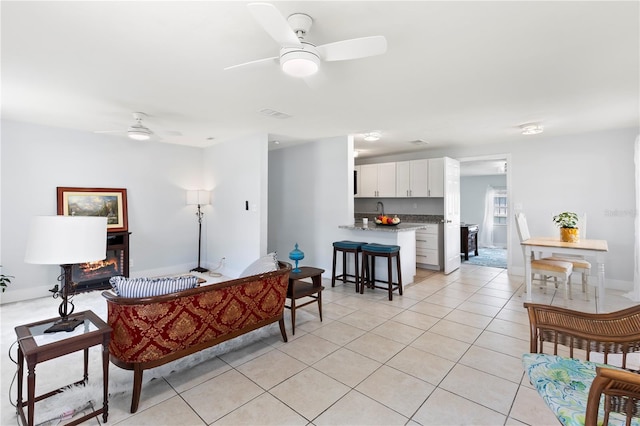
15;310;111;426
286;266;325;335
460;224;479;260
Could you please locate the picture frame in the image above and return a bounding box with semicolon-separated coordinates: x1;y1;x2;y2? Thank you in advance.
57;187;128;232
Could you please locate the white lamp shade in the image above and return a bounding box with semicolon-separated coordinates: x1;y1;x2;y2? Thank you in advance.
186;190;211;205
24;216;107;265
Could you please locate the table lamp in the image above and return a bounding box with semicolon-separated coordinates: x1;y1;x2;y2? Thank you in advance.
24;216;107;332
186;190;211;273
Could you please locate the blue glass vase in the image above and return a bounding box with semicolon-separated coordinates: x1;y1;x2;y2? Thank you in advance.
289;243;304;273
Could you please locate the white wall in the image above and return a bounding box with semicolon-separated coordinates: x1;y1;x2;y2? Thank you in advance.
203;133;269;277
358;127;638;288
268;136;355;275
0;120;204;303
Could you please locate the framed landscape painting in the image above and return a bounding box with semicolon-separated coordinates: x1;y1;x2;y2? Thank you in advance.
57;187;128;232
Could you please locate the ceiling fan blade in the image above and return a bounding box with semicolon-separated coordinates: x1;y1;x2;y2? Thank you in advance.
93;130;123;134
317;36;387;62
224;56;279;71
247;3;301;47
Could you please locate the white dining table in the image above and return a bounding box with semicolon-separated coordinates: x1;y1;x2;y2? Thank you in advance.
521;237;609;310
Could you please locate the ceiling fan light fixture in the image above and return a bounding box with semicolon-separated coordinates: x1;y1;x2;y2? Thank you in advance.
520;123;544;135
280;46;320;77
363;131;381;142
127;126;152;141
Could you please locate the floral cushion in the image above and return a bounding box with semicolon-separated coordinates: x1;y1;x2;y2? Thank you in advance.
522;353;639;426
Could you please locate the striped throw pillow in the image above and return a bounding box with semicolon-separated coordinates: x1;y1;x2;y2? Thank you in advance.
109;275;199;298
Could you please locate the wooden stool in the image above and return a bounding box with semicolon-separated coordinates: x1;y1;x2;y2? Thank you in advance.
361;243;402;301
331;240;368;292
285;266;325;335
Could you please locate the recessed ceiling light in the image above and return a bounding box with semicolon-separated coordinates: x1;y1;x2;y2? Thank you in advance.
363;131;381;142
520;123;544;135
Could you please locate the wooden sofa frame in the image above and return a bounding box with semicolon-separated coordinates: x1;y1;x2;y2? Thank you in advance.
524;302;640;425
103;262;291;413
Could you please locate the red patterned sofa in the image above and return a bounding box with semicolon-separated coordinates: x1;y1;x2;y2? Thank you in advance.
102;261;291;413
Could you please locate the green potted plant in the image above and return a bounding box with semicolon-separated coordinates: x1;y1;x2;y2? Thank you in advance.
552;212;580;242
0;267;13;293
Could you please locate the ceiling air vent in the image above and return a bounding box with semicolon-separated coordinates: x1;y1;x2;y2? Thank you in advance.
410;139;429;145
260;108;291;119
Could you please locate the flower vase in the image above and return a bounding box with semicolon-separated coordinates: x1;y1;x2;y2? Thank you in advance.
560;228;580;243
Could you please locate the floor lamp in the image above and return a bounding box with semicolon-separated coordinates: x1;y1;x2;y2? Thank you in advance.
24;216;107;333
187;190;211;273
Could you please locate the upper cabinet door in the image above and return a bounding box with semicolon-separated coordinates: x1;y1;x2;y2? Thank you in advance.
396;159;427;197
376;162;397;197
396;161;411;197
410;159;429;197
428;158;444;197
354;165;361;198
359;164;378;197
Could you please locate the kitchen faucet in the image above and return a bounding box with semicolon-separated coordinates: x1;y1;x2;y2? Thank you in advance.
376;201;385;216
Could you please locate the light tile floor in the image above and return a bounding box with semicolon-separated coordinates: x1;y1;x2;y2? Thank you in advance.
66;265;640;425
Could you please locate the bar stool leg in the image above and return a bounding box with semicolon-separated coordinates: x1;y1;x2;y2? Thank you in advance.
360;253;368;294
331;247;337;287
387;254;393;301
341;250;347;283
354;251;360;293
396;251;403;295
371;255;376;291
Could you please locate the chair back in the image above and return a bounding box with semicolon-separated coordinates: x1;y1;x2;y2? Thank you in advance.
579;213;587;238
515;212;531;243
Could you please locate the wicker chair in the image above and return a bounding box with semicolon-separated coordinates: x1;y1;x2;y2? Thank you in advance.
522;302;640;426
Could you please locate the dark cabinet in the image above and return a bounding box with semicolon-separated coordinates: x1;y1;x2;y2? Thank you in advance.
460;225;478;260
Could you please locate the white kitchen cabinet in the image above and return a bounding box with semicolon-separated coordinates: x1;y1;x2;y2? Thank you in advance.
396;159;428;197
359;162;396;197
427;158;444;197
416;224;442;270
396;158;441;198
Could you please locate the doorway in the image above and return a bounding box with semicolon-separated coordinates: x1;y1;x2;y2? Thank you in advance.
458;154;511;269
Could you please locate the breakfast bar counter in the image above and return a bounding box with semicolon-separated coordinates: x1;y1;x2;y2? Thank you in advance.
338;221;428;286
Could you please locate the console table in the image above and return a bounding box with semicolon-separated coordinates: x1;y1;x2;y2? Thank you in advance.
460;224;479;260
15;310;111;426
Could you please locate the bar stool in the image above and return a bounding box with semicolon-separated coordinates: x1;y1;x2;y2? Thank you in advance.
331;240;368;292
361;243;402;301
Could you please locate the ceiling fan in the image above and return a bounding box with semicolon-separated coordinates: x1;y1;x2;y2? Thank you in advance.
94;112;154;140
224;2;388;77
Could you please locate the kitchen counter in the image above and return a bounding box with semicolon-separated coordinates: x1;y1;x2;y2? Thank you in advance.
339;222;428;232
338;221;422;286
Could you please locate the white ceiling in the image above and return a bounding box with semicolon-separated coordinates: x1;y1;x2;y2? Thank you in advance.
2;1;638;159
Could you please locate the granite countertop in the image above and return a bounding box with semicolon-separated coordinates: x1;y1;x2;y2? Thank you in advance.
339;222;429;232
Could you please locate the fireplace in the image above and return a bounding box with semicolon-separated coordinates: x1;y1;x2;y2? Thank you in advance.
72;231;130;292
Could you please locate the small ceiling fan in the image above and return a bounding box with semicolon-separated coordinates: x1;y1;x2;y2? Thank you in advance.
224;2;388;77
94;112;154;140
